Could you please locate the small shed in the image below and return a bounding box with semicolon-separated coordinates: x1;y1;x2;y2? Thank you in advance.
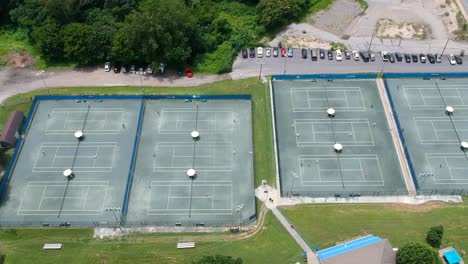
0;111;25;148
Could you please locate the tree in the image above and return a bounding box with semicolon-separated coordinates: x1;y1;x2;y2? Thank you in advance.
256;0;297;29
426;225;444;248
112;0;199;65
397;242;443;264
192;255;242;264
61;23;94;64
86;9;118;61
31;18;63;60
9;0;48;35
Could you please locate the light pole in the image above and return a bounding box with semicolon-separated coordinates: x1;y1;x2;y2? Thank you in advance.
417;172;433;195
36;70;50;95
236;70;242;94
138;74;145;95
441;38;450;57
289;172;299;198
236;204;244;230
105;207;122;230
283;55;287;76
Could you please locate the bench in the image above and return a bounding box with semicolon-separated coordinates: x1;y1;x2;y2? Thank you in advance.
43;243;63;250
176;242;195;249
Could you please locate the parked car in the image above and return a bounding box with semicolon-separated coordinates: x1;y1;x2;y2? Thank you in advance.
381;51;389;62
130;64;136;74
311;49;318;61
104;62;111;72
336;49;343;61
388;53;395;63
448;54;456;65
242;49;248;58
319;49;325;59
113;63;121;73
370;52;375;61
359;51;369;62
404;53;411;63
273;47;279;57
411;54;418;62
301;48;308;59
146;63;154;74
249;48;255;58
352;50;360;61
419;53;426;63
327;50;333;60
455;55;463;64
427;54;435;64
266;48;271;57
281;48;287;57
435;54;442;63
287;48;293;57
158;63;166;74
257;47;263;58
345;50;351;60
395;52;403;62
122;65;129;73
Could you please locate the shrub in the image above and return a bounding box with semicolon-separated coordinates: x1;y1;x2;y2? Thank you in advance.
397;242;443;264
426;225;444;248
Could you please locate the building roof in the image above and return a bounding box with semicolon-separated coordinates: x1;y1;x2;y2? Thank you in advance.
0;111;24;147
318;235;396;264
444;249;462;264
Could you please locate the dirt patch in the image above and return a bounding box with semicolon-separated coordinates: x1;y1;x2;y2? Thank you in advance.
6;51;34;68
437;0;461;36
281;35;332;49
384;202;449;212
376;19;431;39
309;0;363;36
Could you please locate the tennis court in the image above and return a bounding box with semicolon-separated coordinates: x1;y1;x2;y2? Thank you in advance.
0;99;141;226
385;78;468;194
272;78;408;197
126;99;255;226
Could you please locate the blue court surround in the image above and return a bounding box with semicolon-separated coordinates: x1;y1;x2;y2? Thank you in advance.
317;234;382;260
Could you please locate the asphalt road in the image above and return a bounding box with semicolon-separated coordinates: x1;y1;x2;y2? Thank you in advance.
232;49;468;78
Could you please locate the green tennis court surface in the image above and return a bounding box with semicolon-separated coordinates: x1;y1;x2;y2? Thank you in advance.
386;78;468;194
272;79;407;197
0;97;255;227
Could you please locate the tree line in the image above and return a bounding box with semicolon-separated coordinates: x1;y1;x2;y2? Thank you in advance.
1;0;317;72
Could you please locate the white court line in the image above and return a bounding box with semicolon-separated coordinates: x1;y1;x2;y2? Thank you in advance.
403;85;468;109
425;153;468;183
291;87;366;112
415;117;468;144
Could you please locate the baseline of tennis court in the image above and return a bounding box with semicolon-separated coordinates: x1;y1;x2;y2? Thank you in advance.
273;79;408;197
126;99;255;227
0;99;141;226
386;78;468;194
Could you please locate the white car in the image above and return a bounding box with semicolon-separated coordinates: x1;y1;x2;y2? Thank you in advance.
104;62;111;72
335;49;343;61
257;47;263;58
352;50;360;61
265;48;271;57
448;54;456;65
381;51;389;62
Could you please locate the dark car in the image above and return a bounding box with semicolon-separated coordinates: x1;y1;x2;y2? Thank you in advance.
114;63;121;73
242;49;248;58
301;48;308;59
249;48;255;58
388;53;395;63
427;54;435;64
404;53;411;63
359;51;369;62
419;53;426;63
395;52;403;62
327;50;333;60
345;50;351;60
319;49;325;59
411;54;418;62
273;47;279;57
455;55;463;64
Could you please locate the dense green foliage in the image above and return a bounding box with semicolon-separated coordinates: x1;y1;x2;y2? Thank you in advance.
192;255;243;264
426;225;444;248
397;242;443;264
3;0;334;72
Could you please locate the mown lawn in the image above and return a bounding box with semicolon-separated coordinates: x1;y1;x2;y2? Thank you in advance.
281;199;468;261
0;211;303;264
0;78;276;187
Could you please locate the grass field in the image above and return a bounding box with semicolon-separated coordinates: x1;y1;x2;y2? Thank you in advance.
281;199;468;261
0;78;276;188
0;211;303;264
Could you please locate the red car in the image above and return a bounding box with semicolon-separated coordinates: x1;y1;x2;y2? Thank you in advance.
281;48;287;57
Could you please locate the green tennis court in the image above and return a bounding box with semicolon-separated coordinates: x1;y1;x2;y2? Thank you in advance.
386;78;468;194
272;79;408;197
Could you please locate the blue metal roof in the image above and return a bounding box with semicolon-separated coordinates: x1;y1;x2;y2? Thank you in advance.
444;249;462;264
317;235;382;260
